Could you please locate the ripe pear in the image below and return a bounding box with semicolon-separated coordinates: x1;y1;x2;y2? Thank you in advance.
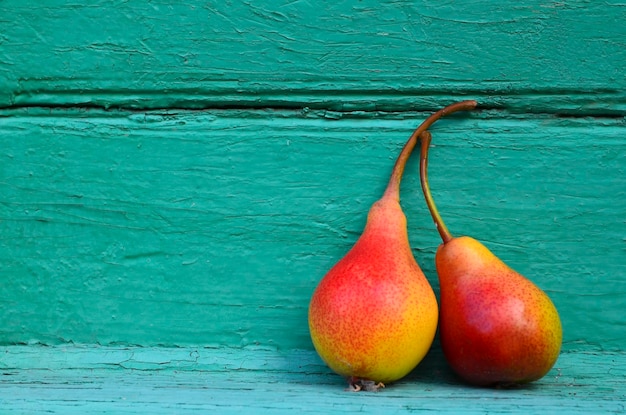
418;130;563;387
308;101;477;390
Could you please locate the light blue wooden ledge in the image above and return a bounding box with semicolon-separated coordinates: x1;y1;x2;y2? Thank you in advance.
1;345;625;414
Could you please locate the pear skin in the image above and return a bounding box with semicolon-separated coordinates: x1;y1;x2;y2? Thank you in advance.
418;130;563;387
436;236;562;386
309;197;438;384
308;101;477;389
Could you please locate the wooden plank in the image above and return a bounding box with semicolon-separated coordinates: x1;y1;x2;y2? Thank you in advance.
0;1;625;113
1;346;625;414
0;108;624;350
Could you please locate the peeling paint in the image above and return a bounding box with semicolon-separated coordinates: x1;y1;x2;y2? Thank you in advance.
0;345;625;412
0;2;625;113
0;108;624;351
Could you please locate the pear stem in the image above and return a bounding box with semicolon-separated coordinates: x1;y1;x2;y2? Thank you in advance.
419;130;453;243
383;100;478;202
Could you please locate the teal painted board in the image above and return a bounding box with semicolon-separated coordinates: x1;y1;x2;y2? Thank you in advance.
0;1;625;113
1;108;624;350
1;346;625;414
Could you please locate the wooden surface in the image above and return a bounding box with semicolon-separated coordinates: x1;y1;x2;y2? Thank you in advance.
1;345;625;414
1;1;625;412
1;1;625;114
1;108;624;350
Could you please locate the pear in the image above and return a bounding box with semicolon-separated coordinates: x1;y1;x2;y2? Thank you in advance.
418;130;563;387
308;100;477;390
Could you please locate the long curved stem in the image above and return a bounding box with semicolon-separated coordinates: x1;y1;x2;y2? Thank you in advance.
383;100;478;201
419;131;453;243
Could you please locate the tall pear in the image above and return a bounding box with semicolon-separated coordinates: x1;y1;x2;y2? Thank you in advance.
418;130;562;387
308;101;477;390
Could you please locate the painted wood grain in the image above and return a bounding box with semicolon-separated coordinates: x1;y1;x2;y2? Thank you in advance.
1;345;625;414
1;108;623;350
1;2;624;410
0;1;625;114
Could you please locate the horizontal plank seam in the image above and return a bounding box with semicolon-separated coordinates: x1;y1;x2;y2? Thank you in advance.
1;103;625;119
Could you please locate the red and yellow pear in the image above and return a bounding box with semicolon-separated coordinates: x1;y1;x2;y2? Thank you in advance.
308;101;477;390
418;130;563;387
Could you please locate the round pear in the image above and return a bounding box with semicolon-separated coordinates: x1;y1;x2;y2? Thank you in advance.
418;130;562;387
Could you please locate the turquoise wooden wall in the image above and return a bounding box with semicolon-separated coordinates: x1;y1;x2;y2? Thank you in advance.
1;1;625;354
